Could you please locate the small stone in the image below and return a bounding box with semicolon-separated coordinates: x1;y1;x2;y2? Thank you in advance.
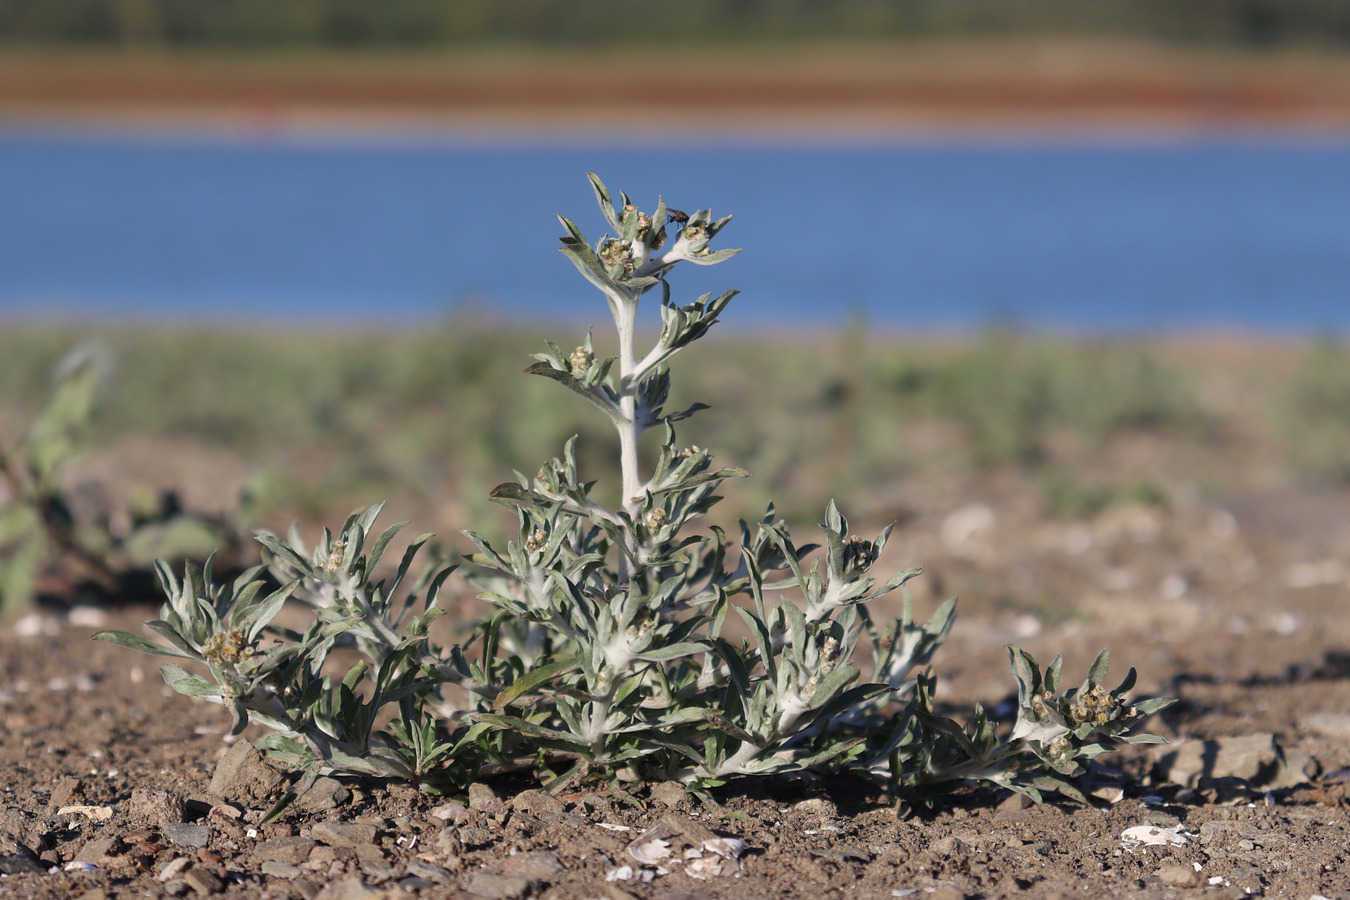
258;836;317;864
74;837;119;864
1155;734;1284;787
998;792;1034;812
354;843;385;862
467;783;498;809
510;790;566;817
208;742;286;806
184;867;225;894
428;801;466;822
162;823;211;848
125;788;188;827
572;793;611;815
404;858;454;884
0;852;43;875
311;822;378;849
1158;861;1202;887
648;782;688;809
430;827;463;858
466;873;534;900
48;776;84;808
358;856;395;882
1304;713;1350;741
306;844;350;871
791;797;838;818
492;849;562;881
458;826;494;848
261;860;303;879
159;857;194;881
58;804;114;822
312;876;382;900
297;778;350;814
929;835;973;858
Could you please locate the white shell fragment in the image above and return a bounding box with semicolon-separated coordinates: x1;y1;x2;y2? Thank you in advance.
626;815;746;879
606;865;635;882
596;822;632;832
1121;825;1188;847
628;836;672;865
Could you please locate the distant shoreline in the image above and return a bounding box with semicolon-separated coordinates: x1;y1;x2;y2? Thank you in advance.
5;40;1350;137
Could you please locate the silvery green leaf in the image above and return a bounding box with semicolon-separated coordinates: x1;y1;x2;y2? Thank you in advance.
161;664;221;699
486;482;541;505
703;712;760;745
257;534;317;580
1084;648;1111;693
806;666;865;709
683;247;741;266
92;629;198;660
1132;697;1175;716
144;620;201;657
385;532;434;604
462;530;510;571
524;362;625;423
587;172;621;230
365;520;409;578
1114;731;1170;744
790;738;868;771
241;580;299;643
477;713;587;746
632;641;708;663
1044;653;1064;695
493;656;580;709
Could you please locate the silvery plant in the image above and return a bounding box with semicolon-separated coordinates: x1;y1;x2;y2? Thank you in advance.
97;175;1170;811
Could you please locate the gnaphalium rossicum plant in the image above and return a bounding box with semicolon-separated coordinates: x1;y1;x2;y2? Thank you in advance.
96;173;1171;811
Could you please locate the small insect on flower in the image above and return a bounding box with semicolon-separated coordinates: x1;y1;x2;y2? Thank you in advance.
667;209;689;225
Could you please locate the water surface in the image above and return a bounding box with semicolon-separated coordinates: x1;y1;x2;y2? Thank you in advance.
2;128;1348;332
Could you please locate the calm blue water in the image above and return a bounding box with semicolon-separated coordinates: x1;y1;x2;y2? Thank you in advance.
2;127;1348;332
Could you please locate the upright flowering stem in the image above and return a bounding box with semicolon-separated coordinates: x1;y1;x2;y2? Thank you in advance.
610;292;643;585
613;293;643;522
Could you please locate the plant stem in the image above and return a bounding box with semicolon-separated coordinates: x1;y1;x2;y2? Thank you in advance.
612;292;643;583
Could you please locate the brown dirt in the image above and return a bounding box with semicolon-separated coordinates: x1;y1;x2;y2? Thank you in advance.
6;40;1350;135
6;420;1350;899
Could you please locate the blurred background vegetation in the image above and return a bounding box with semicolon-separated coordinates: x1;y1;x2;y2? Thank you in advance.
2;0;1350;49
3;323;1343;543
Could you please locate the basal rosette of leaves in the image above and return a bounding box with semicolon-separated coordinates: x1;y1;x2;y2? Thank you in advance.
95;174;1172;813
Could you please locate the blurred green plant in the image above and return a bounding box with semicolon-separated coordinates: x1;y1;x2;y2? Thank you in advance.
872;330;1207;471
1284;336;1350;484
97;174;1170;814
0;345;241;619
